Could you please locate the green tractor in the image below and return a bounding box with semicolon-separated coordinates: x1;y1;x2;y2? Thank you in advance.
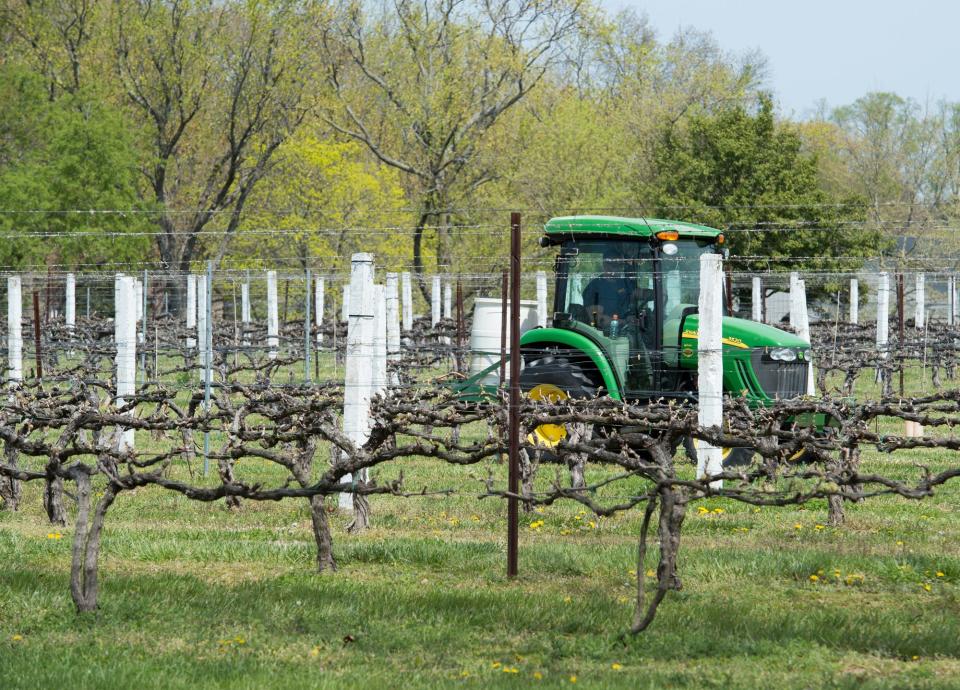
516;215;813;466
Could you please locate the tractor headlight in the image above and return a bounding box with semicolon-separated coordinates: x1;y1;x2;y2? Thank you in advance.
769;347;797;362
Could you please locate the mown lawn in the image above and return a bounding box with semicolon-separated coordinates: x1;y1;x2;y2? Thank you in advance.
1;366;960;689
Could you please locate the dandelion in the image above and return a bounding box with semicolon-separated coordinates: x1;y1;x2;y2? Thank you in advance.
912;656;920;661
503;666;519;673
814;524;824;531
309;646;321;658
793;523;803;530
528;520;544;530
753;508;761;513
896;540;904;546
646;569;656;578
559;529;571;536
587;520;596;529
492;661;502;669
535;507;545;514
46;532;62;540
936;571;945;578
470;515;480;522
697;506;710;515
922;583;932;592
611;663;623;670
533;671;543;680
809;574;819;582
563;596;572;604
712;508;724;515
569;675;578;683
460;670;470;678
449;517;460;526
628;569;637;576
11;634;23;641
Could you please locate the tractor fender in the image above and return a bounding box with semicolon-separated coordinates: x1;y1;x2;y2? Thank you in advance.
519;328;623;400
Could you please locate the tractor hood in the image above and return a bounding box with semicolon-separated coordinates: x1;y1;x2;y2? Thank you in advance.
680;315;810;350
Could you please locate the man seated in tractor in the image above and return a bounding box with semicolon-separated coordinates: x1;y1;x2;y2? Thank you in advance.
581;247;640;334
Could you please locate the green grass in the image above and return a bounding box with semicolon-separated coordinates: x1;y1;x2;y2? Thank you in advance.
1;363;960;688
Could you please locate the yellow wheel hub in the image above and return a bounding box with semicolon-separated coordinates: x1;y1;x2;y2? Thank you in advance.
527;384;569;447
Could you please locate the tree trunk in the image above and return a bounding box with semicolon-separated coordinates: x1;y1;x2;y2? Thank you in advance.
70;474;117;613
308;495;337;572
0;443;21;511
45;476;67;526
293;442;336;571
346;493;369;533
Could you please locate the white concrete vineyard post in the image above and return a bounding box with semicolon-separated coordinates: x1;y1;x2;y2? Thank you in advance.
751;276;762;322
796;278;815;395
536;270;548;328
315;277;325;347
849;279;859;325
341;253;375;510
115;275;136;450
197;275;208;381
341;284;350;323
373;285;387;395
789;272;800;328
431;276;441;327
186;275;197;351
7;276;22;384
697;253;723;489
401;271;413;332
385;273;400;386
444;281;452;320
915;273;925;329
876;273;890;381
241;277;251;346
266;270;279;359
65;273;75;331
949;276;956;327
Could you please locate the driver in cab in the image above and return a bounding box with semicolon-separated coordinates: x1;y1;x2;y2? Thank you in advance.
581;247;638;334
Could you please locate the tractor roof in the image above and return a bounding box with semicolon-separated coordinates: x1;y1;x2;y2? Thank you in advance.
544;215;722;239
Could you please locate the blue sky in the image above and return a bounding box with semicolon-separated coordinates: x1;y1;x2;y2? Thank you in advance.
606;0;959;117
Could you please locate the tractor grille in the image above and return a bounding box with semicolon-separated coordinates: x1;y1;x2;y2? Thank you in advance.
750;351;809;399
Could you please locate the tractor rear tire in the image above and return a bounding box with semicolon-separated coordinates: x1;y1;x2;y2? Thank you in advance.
519;353;600;399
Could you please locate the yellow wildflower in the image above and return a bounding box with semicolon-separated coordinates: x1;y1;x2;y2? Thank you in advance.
646;569;656;577
533;671;543;680
922;583;932;592
563;596;572;604
936;571;945;578
809;574;819;582
712;508;724;514
11;634;23;641
814;524;824;530
611;663;623;670
492;661;502;669
569;675;578;684
794;523;803;530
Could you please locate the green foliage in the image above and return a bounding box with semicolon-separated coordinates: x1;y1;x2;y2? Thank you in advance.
0;65;152;269
232;134;409;272
641;95;882;272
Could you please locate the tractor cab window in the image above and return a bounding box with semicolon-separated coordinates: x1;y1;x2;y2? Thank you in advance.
659;238;721;369
558;240;656;389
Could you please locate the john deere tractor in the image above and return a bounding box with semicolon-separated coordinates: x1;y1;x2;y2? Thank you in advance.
518;215;813;465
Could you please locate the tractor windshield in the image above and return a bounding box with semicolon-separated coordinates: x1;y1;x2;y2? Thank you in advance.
556;236;721;394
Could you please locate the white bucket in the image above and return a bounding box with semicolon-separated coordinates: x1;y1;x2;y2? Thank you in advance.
469;297;540;386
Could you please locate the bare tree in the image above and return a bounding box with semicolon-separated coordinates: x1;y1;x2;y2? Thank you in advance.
321;0;584;297
111;0;325;299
